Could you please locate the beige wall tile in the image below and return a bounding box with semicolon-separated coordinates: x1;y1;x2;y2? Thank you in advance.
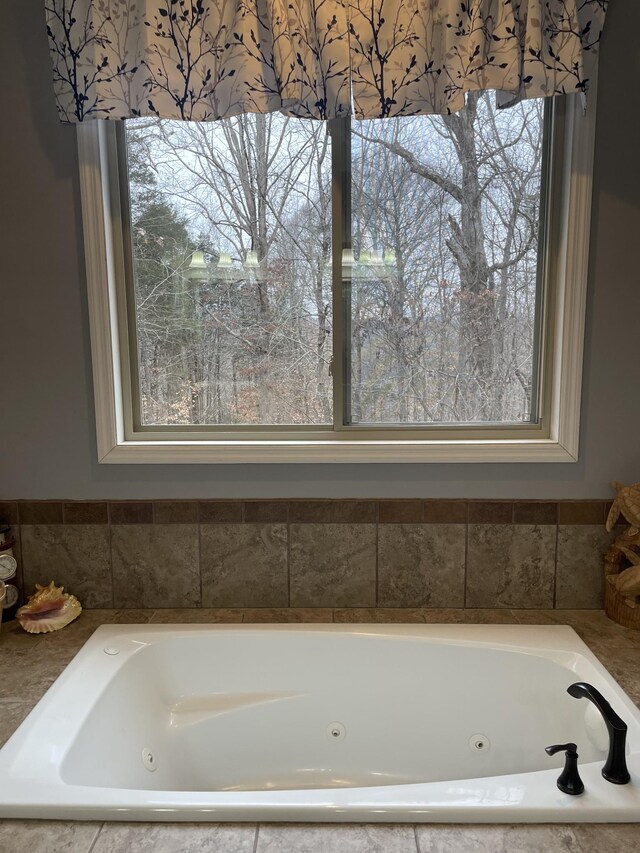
18;502;63;524
201;524;288;607
378;524;465;607
290;524;376;607
109;502;153;524
62;502;108;524
198;501;243;522
289;501;376;523
112;524;199;608
0;501;19;525
21;524;112;607
153;501;198;524
244;501;289;523
379;501;422;523
422;500;467;523
556;525;612;608
466;524;556;608
468;502;513;524
558;501;606;524
513;502;558;524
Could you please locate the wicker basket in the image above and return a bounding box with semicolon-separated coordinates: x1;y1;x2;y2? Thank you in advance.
604;552;640;630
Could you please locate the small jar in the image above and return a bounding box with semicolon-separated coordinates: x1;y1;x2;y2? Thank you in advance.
0;554;17;584
0;527;20;622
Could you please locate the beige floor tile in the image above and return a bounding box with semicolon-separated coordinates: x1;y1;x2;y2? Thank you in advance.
0;619;45;654
573;824;640;853
92;823;256;853
421;609;520;623
416;824;582;852
333;608;428;622
0;701;31;747
149;609;244;623
241;609;333;623
256;824;417;852
539;610;640;648
0;659;57;704
0;820;100;853
511;610;559;625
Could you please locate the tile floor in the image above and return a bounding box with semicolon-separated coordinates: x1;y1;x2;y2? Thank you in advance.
0;608;639;852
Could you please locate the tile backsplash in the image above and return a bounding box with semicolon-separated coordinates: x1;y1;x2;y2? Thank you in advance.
0;500;614;610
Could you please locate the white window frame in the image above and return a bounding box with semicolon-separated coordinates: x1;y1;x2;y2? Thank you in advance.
77;91;597;464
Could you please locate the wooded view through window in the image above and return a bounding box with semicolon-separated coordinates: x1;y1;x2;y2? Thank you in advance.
124;93;545;428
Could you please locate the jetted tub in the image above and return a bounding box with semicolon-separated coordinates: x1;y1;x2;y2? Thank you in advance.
1;624;639;822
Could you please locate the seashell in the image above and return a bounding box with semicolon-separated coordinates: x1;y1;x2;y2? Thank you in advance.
612;527;640;551
615;564;640;598
606;481;640;531
17;581;82;634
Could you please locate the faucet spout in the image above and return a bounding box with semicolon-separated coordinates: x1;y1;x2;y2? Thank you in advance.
567;682;631;785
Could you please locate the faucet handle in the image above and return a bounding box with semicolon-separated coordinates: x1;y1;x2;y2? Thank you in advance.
545;743;585;795
545;742;577;757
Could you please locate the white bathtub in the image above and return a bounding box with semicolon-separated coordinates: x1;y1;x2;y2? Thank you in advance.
0;624;639;822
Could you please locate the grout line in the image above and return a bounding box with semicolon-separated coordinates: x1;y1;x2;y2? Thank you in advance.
108;508;115;609
198;519;203;608
252;824;260;853
413;825;422;853
286;521;291;607
463;502;469;608
85;822;105;853
552;519;559;609
375;505;379;607
16;521;25;604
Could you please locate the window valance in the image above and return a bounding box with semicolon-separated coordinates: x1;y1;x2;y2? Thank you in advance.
46;0;608;122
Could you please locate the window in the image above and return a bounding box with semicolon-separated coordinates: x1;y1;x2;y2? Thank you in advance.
78;90;596;463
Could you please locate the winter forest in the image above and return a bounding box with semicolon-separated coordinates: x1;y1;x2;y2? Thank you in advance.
125;92;544;427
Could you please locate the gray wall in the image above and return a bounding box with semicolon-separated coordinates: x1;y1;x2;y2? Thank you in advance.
1;1;639;500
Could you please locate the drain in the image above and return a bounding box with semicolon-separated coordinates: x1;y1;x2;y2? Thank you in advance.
327;722;346;741
468;733;491;752
142;748;157;772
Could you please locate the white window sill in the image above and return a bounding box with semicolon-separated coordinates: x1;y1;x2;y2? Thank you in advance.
99;438;577;464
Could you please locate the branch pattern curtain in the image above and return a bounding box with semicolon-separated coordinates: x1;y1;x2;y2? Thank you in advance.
46;0;608;123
